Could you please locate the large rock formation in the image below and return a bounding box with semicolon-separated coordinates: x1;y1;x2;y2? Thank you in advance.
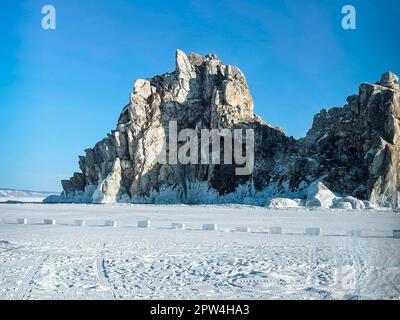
45;51;400;208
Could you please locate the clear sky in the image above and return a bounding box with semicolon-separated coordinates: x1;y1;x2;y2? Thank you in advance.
0;0;399;191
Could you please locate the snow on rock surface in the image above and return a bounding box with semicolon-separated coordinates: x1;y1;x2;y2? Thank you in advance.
92;158;124;204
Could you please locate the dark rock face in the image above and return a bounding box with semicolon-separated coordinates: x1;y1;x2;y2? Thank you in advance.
46;51;400;207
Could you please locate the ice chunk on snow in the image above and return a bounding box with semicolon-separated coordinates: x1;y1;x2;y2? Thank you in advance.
203;224;218;231
305;227;321;236
137;220;151;228
269;226;282;234
74;219;85;226
305;182;336;208
17;218;27;225
267;198;299;209
104;220;117;227
171;223;185;230
332;196;366;210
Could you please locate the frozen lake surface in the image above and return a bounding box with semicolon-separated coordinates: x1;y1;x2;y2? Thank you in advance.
0;203;399;300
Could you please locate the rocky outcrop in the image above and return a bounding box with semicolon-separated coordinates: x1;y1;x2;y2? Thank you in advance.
293;71;400;207
45;50;400;208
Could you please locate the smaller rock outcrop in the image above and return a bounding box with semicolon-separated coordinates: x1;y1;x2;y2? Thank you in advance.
295;71;400;208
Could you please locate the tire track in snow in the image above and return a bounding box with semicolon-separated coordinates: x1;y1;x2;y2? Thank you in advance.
0;245;24;255
306;242;317;287
11;255;48;300
333;238;362;299
304;241;335;299
347;238;371;297
96;243;116;300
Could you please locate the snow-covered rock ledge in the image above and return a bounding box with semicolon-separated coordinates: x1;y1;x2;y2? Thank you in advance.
267;182;378;210
45;181;382;210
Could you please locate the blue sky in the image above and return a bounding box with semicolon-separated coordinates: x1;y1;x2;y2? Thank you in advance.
0;0;399;191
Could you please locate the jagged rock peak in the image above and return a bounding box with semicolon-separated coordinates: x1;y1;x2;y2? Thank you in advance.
379;71;399;89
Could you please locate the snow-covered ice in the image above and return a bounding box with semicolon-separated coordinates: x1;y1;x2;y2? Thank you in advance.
0;203;399;300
